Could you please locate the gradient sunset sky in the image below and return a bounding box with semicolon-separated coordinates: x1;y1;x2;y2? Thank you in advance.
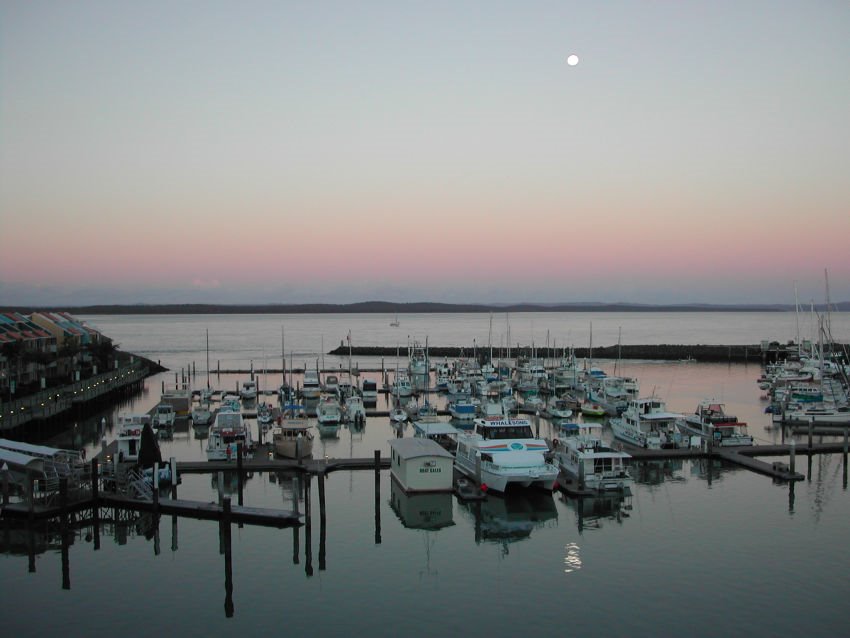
1;2;848;306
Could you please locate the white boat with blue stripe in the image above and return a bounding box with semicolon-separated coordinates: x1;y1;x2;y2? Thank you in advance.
454;417;558;493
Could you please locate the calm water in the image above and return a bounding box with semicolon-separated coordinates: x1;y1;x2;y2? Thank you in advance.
3;313;849;637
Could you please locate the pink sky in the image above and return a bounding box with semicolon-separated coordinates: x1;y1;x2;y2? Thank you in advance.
2;2;848;305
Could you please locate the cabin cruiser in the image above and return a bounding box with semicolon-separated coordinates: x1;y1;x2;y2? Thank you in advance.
273;404;313;459
454;416;558;493
152;402;176;435
115;413;153;462
239;380;258;401
552;422;632;491
676;399;753;446
302;369;322;400
206;406;253;461
609;397;682;449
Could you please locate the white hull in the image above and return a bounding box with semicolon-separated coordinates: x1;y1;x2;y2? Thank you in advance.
454;458;558;493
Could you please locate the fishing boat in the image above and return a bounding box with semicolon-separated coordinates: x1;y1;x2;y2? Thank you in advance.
392;372;413;399
206;406;253;461
454;416;558;493
552;422;632;491
676;399;753;446
609;397;682;449
273;404;313;459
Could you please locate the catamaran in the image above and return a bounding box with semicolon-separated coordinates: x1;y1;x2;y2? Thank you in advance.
454;416;558;493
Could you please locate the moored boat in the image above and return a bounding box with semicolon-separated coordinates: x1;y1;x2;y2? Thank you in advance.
552;422;632;492
676;399;753;446
273;404;313;459
206;407;253;461
454;416;558;493
610;397;682;449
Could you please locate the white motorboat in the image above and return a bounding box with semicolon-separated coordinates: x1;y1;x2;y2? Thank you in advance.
552;422;632;492
544;396;574;420
776;402;850;426
343;394;367;424
360;378;378;404
191;400;214;426
448;397;478;422
390;406;409;424
454;416;558;493
239;380;258;401
392;372;413;398
257;402;275;431
586;376;630;416
273;404;313;459
115;413;152;462
676;399;753;446
316;393;342;425
323;374;340;396
302;369;322;400
206;407;253;461
152;402;176;435
609;397;682;449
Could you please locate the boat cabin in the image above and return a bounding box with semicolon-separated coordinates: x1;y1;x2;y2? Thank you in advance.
473;417;536;440
389;438;454;493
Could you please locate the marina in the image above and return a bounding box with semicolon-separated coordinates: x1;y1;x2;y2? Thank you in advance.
2;310;849;636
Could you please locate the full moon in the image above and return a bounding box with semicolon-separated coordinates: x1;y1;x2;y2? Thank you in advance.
567;54;579;66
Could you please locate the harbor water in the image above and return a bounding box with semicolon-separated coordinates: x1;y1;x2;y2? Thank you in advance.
3;312;849;637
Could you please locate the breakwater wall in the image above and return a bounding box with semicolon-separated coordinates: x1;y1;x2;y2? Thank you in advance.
328;343;827;363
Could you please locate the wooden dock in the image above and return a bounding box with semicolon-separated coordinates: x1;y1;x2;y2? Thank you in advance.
100;494;300;527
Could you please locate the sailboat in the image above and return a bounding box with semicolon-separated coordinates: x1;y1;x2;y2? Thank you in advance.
390;314;400;327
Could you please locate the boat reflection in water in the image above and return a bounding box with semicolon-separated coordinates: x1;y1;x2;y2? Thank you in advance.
389;480;455;531
631;459;685;486
210;470;254;496
459;489;558;553
558;489;633;534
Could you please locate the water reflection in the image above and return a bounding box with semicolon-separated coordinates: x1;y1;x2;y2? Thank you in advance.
632;459;685;486
459;489;558;553
558;490;633;534
389;480;455;530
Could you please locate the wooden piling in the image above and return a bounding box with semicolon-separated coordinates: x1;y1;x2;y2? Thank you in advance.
374;449;381;545
304;475;313;577
789;439;796;474
170;457;177;500
91;458;99;502
318;473;327;571
237;443;244;507
153;461;160;512
222;497;234;617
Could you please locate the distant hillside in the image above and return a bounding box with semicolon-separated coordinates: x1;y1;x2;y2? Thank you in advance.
3;300;849;314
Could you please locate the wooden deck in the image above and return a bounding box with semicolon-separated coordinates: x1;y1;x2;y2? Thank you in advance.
100;494;301;527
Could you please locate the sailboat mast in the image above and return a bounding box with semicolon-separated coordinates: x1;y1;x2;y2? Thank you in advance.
205;328;210;390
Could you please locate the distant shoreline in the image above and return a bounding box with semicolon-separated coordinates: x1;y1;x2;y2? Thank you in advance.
2;301;847;315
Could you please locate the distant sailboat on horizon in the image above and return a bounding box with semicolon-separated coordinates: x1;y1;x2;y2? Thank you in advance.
390;314;400;327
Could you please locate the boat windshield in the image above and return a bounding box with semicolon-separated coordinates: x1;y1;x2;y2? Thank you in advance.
482;425;535;440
